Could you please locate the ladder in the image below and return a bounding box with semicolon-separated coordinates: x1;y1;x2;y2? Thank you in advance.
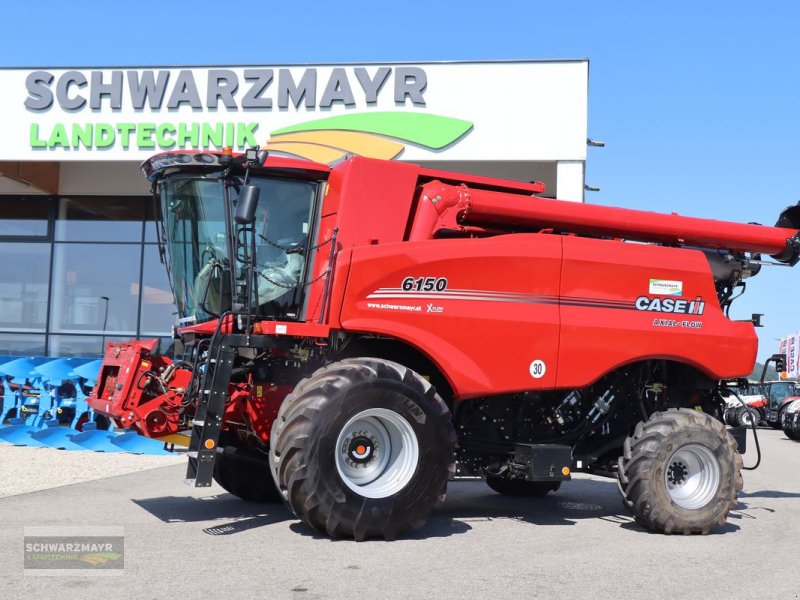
185;335;236;487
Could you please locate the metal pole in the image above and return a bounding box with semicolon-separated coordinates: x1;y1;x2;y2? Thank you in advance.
99;296;109;355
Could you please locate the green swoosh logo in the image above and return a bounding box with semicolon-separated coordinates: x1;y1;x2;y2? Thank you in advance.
271;112;473;150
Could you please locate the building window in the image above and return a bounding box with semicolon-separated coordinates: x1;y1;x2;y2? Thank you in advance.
0;196;51;238
0;194;178;358
0;243;51;332
144;195;161;243
139;244;176;335
55;197;145;242
49;243;142;335
48;334;133;358
0;333;46;357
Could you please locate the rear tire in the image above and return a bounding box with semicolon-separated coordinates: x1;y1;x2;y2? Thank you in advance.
486;477;560;497
739;407;759;428
269;358;456;540
618;408;742;535
213;440;282;503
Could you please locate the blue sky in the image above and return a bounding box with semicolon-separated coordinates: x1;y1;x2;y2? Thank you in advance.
2;1;798;361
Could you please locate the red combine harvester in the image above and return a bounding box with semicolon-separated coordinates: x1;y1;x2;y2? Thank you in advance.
88;148;800;539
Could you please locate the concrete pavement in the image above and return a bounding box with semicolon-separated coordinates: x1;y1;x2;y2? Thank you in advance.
1;427;798;599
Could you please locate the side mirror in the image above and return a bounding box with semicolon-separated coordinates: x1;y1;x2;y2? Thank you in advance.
235;185;260;224
760;353;787;385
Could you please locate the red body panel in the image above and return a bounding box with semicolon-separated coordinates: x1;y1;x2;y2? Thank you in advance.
557;237;756;386
339;234;563;398
337;233;757;398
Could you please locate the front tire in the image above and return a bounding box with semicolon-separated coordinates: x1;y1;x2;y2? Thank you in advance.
618;409;742;535
269;358;456;540
783;418;800;441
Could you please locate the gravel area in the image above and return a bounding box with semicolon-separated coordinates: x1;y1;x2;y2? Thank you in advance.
0;444;184;498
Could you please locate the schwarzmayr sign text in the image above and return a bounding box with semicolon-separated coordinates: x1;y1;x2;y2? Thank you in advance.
24;67;428;151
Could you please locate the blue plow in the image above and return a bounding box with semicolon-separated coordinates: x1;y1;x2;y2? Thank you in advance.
0;355;176;455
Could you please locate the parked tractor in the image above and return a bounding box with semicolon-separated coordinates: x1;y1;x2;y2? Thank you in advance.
722;380;765;427
763;380;800;428
88;148;800;539
781;399;800;440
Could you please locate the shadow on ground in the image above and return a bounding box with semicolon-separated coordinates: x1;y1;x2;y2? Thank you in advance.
132;494;293;535
438;478;634;528
739;489;800;499
133;476;750;539
290;478;640;541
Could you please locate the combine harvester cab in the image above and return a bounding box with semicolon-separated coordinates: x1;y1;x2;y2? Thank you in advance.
88;147;800;539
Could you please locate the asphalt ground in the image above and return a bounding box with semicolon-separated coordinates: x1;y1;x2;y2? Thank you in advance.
1;427;798;600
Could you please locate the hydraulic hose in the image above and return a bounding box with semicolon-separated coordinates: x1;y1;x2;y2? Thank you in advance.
727;390;762;470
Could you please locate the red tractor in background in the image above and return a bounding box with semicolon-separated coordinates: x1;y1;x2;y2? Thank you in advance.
88;147;800;539
763;380;800;427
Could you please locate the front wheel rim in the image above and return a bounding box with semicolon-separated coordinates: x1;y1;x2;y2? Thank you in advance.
664;443;721;510
335;408;419;499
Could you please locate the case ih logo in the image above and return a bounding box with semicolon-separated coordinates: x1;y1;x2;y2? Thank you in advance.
635;296;705;315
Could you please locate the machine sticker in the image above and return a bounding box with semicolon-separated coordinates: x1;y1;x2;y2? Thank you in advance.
635;296;705;315
401;276;448;292
529;359;546;379
369;279;640;310
652;318;703;329
364;281;709;320
648;279;683;296
366;302;422;312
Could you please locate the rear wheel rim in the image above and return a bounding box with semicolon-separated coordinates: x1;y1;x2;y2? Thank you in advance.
335;408;419;499
664;443;721;510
